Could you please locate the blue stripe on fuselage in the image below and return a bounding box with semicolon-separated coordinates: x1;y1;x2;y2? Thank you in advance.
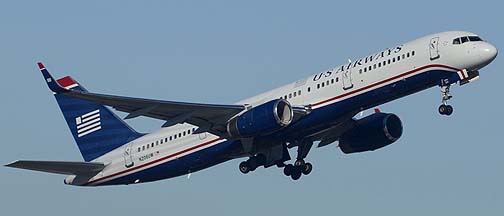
95;69;455;186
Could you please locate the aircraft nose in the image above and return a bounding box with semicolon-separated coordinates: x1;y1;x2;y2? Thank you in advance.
479;42;498;64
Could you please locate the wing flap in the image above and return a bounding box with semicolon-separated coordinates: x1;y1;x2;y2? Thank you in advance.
5;160;105;175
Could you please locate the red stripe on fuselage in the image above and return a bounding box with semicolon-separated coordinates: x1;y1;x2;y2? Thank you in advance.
85;138;222;185
86;64;459;185
312;64;459;107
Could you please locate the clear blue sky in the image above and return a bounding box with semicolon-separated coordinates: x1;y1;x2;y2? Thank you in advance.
1;0;502;215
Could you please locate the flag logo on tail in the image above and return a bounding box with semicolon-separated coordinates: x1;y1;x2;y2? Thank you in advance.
76;110;101;137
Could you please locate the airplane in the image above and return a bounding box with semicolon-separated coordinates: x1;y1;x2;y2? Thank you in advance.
5;31;497;186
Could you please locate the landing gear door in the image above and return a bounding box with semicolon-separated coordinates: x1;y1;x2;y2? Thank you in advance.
342;69;353;90
429;37;440;60
123;142;134;168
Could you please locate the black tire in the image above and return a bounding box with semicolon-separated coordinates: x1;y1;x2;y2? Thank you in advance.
438;104;447;115
294;159;305;167
239;161;250;174
283;164;294;176
302;163;313;175
291;168;302;180
445;105;454;116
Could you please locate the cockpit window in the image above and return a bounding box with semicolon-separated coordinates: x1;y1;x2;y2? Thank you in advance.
468;36;482;42
461;36;469;44
453;36;483;45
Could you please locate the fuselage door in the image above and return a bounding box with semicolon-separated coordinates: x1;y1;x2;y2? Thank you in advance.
342;69;354;90
123;142;134;168
429;37;440;60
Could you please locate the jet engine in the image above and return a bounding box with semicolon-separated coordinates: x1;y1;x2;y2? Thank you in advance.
339;112;403;154
227;99;293;138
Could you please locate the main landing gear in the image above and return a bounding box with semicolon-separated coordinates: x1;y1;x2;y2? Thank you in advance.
238;140;315;181
239;154;266;174
282;159;312;180
282;140;313;180
438;83;454;116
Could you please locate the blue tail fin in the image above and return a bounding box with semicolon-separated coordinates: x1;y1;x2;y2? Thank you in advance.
38;62;143;161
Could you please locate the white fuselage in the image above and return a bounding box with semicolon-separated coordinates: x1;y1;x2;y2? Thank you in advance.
66;31;497;186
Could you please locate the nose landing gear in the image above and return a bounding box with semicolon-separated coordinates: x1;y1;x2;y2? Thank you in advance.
439;83;454;116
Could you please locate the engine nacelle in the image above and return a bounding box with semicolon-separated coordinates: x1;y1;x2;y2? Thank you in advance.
227;99;293;138
339;113;403;154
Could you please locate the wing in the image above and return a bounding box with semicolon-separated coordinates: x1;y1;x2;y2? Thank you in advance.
38;62;246;136
5;160;105;175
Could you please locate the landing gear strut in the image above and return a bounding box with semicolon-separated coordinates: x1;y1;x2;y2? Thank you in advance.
439;83;454;116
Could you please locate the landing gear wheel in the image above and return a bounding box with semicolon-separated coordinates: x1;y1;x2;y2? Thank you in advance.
239;161;250;174
438;104;454;116
438;104;447;115
302;163;312;175
283;164;294;176
290;168;302;180
445;105;453;115
294;159;305;167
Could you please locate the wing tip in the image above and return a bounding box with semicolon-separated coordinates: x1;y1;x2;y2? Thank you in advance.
4;160;20;167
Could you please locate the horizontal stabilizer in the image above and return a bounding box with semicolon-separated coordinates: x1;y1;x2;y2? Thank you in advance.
5;160;105;175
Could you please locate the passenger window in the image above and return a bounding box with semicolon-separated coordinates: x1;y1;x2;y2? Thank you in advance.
165;138;168;142
359;69;362;74
317;84;320;89
368;66;372;71
293;91;297;97
138;147;141;152
407;53;410;58
397;56;401;61
151;143;154;147
188;129;191;134
288;93;292;98
392;58;396;63
331;79;334;84
142;146;145;150
326;80;329;86
298;90;301;95
336;77;339;82
160;139;163;144
402;54;405;59
364;67;367;72
179;133;182;137
147;144;149;149
183;131;186;136
307;87;311;92
388;59;391;64
378;62;381;67
156;141;159;145
373;64;377;69
321;82;325;87
412;51;415;56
